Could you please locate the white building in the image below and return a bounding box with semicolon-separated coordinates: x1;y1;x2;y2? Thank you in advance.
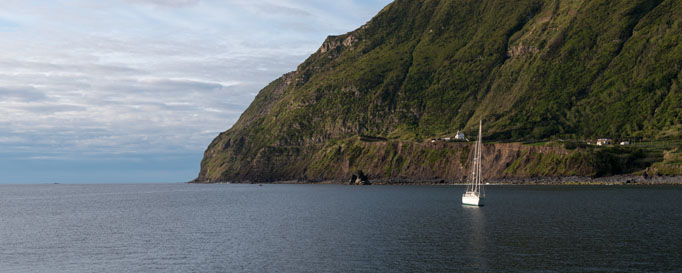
597;138;611;146
455;130;466;141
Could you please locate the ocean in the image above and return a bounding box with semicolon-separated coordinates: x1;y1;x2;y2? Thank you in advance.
1;183;680;272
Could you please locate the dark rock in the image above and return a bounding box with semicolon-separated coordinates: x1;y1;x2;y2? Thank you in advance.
349;174;358;185
351;170;371;185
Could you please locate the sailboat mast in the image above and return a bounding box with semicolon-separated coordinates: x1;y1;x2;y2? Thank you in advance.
462;119;485;206
476;120;482;193
465;119;484;194
473;125;478;193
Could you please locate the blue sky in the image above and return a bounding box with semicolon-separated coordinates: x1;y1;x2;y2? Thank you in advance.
0;0;393;183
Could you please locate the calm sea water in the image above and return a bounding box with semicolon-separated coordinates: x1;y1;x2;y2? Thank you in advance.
0;183;680;272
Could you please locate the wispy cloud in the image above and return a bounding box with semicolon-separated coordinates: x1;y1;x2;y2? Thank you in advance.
125;0;201;8
0;86;48;101
0;0;393;183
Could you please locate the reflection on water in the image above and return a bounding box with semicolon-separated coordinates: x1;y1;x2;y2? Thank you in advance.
462;206;487;271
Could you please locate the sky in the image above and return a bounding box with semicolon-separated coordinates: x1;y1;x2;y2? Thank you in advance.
0;0;393;183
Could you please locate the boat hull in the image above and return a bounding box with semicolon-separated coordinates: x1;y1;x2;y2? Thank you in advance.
462;193;483;206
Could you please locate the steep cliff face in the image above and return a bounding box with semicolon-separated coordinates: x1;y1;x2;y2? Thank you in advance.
303;140;594;181
197;0;682;183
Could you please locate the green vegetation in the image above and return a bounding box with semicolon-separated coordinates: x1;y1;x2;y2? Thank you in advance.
643;144;682;175
197;0;682;182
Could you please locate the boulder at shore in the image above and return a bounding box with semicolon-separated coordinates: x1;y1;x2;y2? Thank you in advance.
349;170;371;185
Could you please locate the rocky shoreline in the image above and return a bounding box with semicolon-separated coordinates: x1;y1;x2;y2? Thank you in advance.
376;175;682;185
190;175;682;185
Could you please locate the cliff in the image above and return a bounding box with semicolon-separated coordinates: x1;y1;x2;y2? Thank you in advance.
196;0;682;183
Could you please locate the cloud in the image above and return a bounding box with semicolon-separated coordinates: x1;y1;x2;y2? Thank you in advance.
0;86;48;101
256;3;313;17
125;0;200;8
137;78;227;92
20;104;87;114
0;136;26;144
0;0;393;183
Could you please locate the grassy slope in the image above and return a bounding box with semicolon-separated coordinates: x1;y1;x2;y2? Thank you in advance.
197;0;682;182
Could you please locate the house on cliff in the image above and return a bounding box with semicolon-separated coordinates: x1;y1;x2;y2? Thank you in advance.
597;138;612;146
455;130;467;141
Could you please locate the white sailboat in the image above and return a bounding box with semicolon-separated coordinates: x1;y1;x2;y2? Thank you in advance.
462;120;485;206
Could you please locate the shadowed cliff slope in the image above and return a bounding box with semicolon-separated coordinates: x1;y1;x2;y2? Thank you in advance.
197;0;682;182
